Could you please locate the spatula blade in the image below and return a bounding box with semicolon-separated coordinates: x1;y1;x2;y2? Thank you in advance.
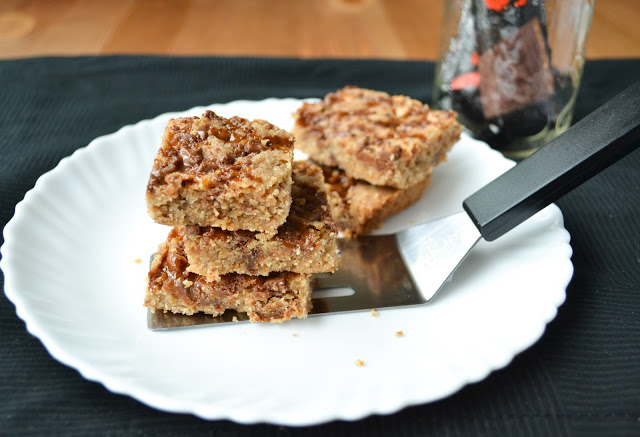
148;235;429;330
312;235;428;313
147;213;482;330
396;212;481;302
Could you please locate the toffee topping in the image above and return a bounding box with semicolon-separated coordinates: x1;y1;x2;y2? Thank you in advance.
148;111;293;189
294;86;447;146
149;228;299;305
321;165;356;198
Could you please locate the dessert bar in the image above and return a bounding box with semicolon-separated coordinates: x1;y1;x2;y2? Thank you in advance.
145;228;312;323
183;161;338;278
146;110;294;234
320;164;432;238
292;86;461;189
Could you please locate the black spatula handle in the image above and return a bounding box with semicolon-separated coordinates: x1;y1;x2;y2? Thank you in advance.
463;80;640;242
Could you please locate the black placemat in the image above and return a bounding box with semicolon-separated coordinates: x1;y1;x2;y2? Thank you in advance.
1;56;639;436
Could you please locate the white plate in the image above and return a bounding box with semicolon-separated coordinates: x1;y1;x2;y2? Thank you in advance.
1;98;573;426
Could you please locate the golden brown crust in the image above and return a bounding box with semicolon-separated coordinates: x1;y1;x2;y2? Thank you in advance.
146;111;294;234
292;86;461;189
145;228;312;323
320;164;432;238
183;161;339;278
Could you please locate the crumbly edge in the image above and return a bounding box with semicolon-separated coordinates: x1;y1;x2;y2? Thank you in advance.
183;224;338;278
324;168;432;238
144;228;312;323
292;86;461;189
147;150;293;233
183;161;338;278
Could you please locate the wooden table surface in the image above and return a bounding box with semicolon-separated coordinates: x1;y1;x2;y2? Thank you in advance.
1;0;639;60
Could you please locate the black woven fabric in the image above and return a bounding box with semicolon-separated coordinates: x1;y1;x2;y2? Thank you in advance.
1;56;639;436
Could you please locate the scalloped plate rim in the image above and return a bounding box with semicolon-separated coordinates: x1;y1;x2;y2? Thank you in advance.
0;98;573;426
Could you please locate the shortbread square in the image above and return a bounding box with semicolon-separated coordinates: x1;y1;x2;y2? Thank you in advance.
292;86;461;189
145;228;312;323
146;110;294;234
183;161;338;278
320;164;432;238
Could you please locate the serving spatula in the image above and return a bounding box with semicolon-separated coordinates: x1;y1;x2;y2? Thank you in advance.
149;81;640;330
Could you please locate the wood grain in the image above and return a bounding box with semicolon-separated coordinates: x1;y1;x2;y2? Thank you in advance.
1;0;639;60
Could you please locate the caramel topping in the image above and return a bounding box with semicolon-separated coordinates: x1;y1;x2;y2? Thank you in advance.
295;86;435;142
293;87;459;170
278;162;337;243
148;229;206;305
147;111;293;190
321;164;355;198
149;228;300;305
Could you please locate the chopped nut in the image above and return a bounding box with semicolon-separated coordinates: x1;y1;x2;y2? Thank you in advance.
395;330;404;337
395;105;410;118
370;308;378;317
355;359;365;367
134;258;142;264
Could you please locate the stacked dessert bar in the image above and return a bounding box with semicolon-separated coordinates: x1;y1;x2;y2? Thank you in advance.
144;110;339;322
292;86;462;238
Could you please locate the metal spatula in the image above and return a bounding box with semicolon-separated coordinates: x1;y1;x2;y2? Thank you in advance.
149;81;640;330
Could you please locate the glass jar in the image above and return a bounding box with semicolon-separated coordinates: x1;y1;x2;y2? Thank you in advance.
433;0;595;158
